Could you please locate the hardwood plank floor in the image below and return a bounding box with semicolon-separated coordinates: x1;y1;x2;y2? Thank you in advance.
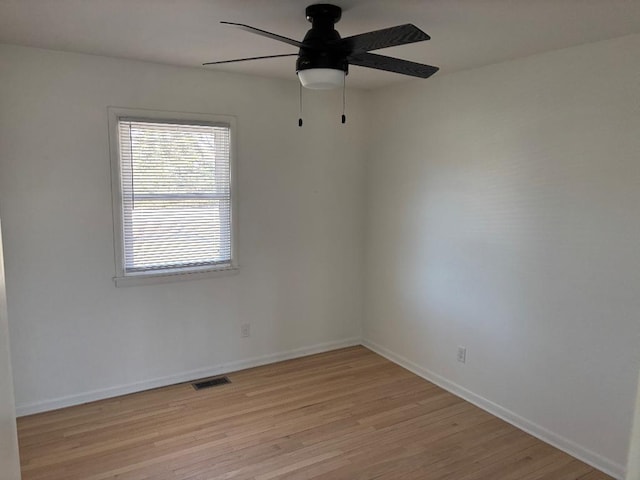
17;346;614;480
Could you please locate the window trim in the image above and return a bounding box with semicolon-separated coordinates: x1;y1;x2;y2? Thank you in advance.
107;107;238;287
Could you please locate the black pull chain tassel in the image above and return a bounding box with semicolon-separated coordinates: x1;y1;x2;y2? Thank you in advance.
298;81;304;128
341;74;347;125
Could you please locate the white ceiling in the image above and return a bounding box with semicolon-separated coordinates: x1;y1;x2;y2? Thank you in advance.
1;0;640;89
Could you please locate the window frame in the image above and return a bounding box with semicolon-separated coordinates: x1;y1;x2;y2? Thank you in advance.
108;107;238;287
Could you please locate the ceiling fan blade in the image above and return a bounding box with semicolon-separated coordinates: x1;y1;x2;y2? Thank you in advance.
340;24;430;55
221;21;306;48
203;53;298;66
348;52;439;78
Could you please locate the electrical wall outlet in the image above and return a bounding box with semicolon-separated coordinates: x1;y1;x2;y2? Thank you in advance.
241;323;250;338
457;346;467;363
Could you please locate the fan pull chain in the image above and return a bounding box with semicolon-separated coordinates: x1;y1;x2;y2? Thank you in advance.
298;81;304;127
341;74;347;124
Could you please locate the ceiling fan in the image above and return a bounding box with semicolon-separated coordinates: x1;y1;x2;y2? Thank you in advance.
203;3;439;90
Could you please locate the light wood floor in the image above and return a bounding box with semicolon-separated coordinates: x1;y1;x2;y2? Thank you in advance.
17;346;614;480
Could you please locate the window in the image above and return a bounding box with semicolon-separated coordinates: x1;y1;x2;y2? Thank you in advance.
108;108;237;286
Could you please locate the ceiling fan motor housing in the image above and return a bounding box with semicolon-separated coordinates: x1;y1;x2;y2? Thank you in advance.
297;4;348;74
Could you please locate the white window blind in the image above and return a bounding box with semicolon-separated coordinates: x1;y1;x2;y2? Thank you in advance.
117;119;232;276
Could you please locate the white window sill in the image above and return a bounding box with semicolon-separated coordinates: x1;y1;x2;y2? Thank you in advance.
113;266;239;287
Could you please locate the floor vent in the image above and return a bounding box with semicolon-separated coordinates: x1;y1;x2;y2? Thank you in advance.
192;376;231;390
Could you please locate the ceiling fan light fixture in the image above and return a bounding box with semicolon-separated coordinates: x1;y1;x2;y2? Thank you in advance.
298;68;345;90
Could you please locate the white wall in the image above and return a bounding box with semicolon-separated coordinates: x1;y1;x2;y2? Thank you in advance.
0;44;366;414
628;377;640;480
0;220;21;480
364;34;640;478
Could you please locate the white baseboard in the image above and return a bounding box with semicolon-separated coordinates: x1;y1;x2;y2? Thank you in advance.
362;338;625;480
16;337;361;417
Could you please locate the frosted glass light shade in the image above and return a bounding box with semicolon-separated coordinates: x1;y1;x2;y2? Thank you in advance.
298;68;345;90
